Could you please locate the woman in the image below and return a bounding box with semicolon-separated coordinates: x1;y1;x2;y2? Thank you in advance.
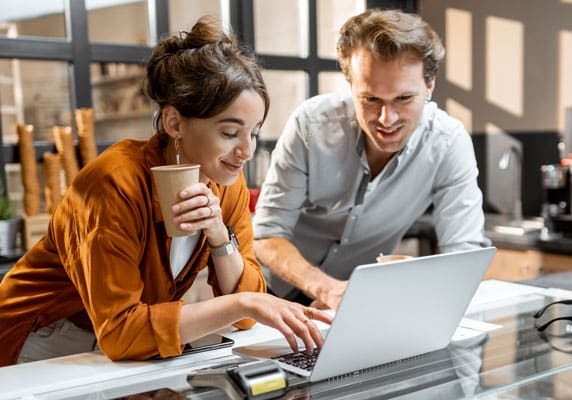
0;17;331;366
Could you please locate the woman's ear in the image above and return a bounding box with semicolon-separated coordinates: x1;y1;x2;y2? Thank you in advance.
161;105;183;139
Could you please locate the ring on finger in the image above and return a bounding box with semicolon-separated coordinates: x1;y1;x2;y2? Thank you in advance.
304;307;315;320
302;319;310;324
204;194;210;206
208;205;214;217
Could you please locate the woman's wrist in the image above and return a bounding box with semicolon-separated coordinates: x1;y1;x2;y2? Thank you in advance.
206;224;230;247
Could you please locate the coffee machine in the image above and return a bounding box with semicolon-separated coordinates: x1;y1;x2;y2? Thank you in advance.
541;163;572;236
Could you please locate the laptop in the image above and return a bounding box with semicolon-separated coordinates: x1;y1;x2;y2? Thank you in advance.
233;247;496;382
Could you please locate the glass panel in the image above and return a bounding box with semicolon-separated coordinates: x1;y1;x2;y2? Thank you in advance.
90;62;153;141
169;0;223;33
260;70;307;139
254;0;308;57
318;71;350;96
0;60;71;216
317;0;365;59
0;0;66;39
0;59;70;143
87;0;149;45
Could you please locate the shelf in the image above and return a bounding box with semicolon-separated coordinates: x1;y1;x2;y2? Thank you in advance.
94;109;152;122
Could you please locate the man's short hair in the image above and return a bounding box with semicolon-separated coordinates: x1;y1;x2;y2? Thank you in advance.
337;9;445;83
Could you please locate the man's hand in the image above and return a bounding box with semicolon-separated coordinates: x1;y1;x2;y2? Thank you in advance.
254;237;348;310
308;275;347;311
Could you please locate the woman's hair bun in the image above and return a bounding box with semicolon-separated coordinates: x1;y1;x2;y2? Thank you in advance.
160;16;232;55
145;15;269;136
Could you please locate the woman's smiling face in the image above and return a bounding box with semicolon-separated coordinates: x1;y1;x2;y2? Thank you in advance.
178;89;265;185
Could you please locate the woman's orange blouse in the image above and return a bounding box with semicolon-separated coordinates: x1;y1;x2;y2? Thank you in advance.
0;133;265;366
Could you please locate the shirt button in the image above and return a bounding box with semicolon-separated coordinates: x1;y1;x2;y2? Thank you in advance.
343;238;349;244
351;215;356;220
333;248;338;253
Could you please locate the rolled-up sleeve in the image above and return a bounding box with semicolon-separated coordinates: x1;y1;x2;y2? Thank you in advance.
432;127;490;253
253;111;309;240
55;173;183;360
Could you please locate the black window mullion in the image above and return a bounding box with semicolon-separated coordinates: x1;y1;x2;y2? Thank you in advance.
147;0;170;44
65;0;92;110
0;37;72;60
90;44;152;64
229;0;255;50
307;0;319;97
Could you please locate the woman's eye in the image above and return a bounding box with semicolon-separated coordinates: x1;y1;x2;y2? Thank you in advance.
222;131;238;138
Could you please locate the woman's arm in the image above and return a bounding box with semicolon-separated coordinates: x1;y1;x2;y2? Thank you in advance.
179;292;333;353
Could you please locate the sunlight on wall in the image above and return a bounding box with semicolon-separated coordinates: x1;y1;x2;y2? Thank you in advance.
486;16;523;117
559;30;572;133
446;98;473;133
445;8;472;91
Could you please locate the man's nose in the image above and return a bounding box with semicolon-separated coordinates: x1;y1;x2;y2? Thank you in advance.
378;105;399;127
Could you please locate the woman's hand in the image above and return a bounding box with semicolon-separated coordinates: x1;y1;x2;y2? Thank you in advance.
239;293;333;353
172;183;227;245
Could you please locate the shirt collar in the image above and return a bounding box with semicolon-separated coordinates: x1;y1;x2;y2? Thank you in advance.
401;101;437;156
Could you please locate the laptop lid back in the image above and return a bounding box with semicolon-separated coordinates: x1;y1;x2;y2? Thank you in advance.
309;247;496;382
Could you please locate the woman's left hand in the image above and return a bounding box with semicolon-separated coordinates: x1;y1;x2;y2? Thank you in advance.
172;183;228;245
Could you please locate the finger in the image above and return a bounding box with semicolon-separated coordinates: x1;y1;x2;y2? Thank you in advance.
306;320;325;349
312;309;334;325
285;314;316;354
178;183;209;199
176;203;220;223
172;194;208;215
274;320;298;353
309;299;329;310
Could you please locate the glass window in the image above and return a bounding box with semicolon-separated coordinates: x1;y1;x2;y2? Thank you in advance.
260;70;307;139
0;59;71;143
0;0;66;39
317;0;365;59
87;0;149;45
91;62;153;142
254;0;308;57
318;71;350;96
169;0;223;33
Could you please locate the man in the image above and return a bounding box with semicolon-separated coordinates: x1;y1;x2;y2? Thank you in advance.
253;9;489;310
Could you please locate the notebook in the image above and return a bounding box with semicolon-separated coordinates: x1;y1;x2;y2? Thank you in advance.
233;247;496;382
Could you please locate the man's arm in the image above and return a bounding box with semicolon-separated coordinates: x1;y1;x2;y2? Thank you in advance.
254;237;346;310
432;126;490;252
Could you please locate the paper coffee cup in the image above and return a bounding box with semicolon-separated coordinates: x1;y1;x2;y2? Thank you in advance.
151;164;200;237
376;254;413;263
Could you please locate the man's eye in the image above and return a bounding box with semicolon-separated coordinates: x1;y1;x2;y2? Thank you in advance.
396;96;414;102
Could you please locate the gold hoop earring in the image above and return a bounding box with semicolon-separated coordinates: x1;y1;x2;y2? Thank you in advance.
174;137;182;165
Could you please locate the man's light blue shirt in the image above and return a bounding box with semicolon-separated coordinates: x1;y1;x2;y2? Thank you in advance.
253;93;489;296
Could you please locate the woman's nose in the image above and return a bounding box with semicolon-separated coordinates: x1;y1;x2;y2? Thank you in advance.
378;105;399;127
236;136;255;161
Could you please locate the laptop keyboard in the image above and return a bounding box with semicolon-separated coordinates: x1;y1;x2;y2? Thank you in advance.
271;348;320;371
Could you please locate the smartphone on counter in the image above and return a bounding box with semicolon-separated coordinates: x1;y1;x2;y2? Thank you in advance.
152;334;234;360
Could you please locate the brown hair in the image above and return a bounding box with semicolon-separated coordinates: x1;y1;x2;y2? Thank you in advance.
145;16;269;142
337;9;445;83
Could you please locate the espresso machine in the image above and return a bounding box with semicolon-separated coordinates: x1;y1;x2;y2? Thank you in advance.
541;163;572;236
